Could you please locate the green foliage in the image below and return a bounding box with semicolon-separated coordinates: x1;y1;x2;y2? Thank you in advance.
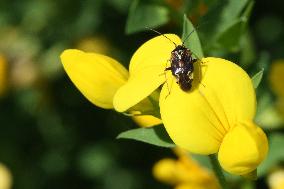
126;0;169;34
182;15;204;58
214;0;253;52
216;18;247;51
256;106;283;129
78;145;115;178
200;0;252;53
201;0;249;37
1;0;284;188
251;69;264;89
240;32;256;68
258;133;284;176
117;125;175;148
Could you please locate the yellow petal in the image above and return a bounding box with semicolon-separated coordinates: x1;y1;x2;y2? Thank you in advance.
175;183;219;189
113;34;182;112
160;57;257;154
153;157;208;185
175;183;205;189
0;163;12;189
218;121;268;175
153;151;219;189
132;115;162;127
268;169;284;189
269;60;284;97
60;49;128;109
127;90;160;114
153;158;180;185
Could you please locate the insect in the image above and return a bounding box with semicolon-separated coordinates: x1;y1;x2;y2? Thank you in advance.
147;27;198;92
166;44;197;91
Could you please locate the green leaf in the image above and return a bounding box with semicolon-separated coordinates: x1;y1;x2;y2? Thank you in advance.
216;18;247;50
258;133;284;176
242;170;257;180
107;0;131;13
203;0;249;32
191;153;211;169
200;0;250;49
125;0;169;34
242;0;254;19
182;15;204;58
251;68;264;89
117;125;175;148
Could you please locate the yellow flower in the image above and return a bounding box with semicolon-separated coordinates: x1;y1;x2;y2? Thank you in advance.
112;34;268;175
0;163;12;189
60;49;161;127
153;148;219;189
268;169;284;189
61;34;268;175
76;36;110;55
0;55;7;96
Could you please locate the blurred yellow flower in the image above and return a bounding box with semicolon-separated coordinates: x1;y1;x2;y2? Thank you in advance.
0;55;7;96
268;169;284;189
153;148;219;189
76;36;110;55
269;60;284;117
61;34;268;175
269;60;284;97
10;60;39;89
0;163;12;189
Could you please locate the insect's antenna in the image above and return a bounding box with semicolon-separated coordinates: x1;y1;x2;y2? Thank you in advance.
182;25;200;46
146;27;177;47
182;20;210;45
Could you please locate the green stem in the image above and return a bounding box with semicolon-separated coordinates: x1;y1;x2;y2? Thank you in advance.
209;154;228;189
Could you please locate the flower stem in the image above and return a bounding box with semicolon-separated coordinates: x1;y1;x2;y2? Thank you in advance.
209;154;228;189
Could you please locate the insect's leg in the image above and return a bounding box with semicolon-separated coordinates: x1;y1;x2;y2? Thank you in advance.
165;76;174;99
163;59;172;97
159;67;171;76
191;52;208;65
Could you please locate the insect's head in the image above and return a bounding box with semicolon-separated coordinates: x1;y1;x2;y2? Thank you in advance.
171;45;188;57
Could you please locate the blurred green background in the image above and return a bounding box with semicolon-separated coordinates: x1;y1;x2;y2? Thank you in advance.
0;0;284;189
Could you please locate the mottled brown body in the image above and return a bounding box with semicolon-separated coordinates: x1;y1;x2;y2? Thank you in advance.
166;45;197;91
